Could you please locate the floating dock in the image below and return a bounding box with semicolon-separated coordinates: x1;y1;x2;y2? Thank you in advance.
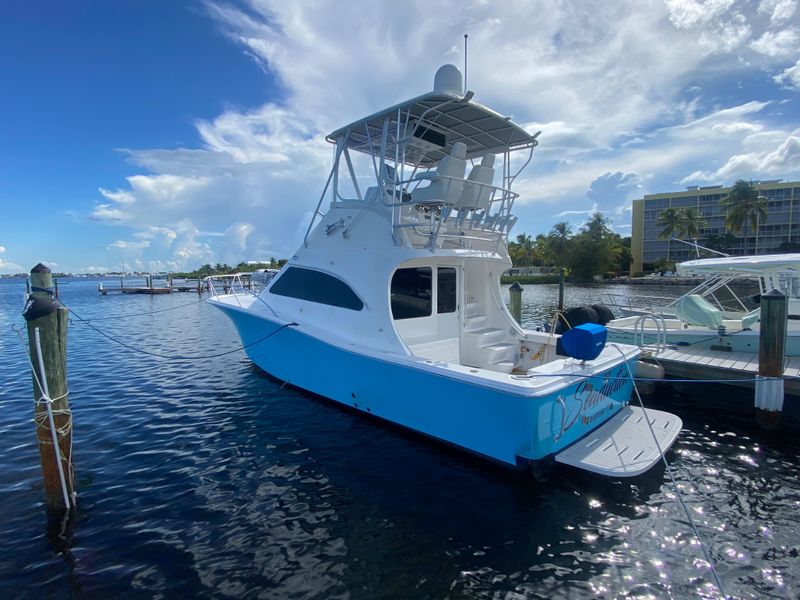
642;345;800;397
98;276;208;295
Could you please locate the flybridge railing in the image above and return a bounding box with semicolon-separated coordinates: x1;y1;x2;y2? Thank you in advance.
387;174;519;250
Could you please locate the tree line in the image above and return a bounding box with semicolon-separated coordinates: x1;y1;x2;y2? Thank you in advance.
508;213;632;281
173;258;287;279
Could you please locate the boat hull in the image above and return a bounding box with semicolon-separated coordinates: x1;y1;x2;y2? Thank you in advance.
214;302;638;468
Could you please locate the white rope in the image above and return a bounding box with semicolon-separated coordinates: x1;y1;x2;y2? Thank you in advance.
13;325;76;510
609;343;727;599
33;328;73;511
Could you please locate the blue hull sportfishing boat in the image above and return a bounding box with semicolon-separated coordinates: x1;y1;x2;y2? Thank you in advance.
209;65;681;476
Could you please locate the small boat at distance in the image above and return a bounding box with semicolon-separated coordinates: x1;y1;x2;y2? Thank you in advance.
209;64;680;477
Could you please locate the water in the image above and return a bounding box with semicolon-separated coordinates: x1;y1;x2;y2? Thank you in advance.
1;278;798;599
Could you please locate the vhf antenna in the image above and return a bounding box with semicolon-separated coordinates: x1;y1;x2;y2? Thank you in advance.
464;33;468;93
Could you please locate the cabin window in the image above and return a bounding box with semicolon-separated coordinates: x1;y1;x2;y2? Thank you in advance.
437;267;457;313
391;267;432;319
270;267;363;311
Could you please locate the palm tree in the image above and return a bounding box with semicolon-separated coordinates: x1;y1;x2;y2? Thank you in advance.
679;207;707;256
722;179;768;253
546;221;573;265
657;207;683;260
515;233;535;266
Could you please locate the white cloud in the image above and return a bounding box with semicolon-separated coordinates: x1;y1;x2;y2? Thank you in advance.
750;28;800;57
89;0;800;263
665;0;737;28
774;58;800;89
680;128;800;182
555;205;598;218
108;240;150;251
758;0;797;24
99;187;136;204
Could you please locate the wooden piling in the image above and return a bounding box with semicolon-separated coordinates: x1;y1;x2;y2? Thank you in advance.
509;281;523;324
756;289;787;429
23;263;75;512
558;268;565;312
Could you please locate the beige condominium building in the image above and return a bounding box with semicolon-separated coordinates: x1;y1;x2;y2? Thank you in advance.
631;179;800;274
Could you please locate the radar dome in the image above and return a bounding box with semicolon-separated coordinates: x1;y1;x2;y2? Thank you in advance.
433;64;463;95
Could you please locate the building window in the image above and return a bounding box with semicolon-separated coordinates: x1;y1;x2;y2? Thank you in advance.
391;267;432;319
270;267;363;310
437;267;457;313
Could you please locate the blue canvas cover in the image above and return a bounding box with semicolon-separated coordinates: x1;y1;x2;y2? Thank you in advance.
561;323;607;361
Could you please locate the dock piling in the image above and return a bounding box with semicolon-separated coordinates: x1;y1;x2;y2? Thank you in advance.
22;263;76;513
756;289;787;429
509;281;523;324
558;268;565;312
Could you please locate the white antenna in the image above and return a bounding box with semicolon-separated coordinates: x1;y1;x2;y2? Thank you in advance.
463;33;469;93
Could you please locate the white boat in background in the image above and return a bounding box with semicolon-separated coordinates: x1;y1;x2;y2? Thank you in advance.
208;64;680;476
606;254;800;355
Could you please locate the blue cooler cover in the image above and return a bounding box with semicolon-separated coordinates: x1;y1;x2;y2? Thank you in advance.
560;323;607;360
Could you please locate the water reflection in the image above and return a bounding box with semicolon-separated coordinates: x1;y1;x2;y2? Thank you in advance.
0;278;797;598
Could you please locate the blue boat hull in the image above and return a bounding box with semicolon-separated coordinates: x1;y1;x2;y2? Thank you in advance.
217;304;637;467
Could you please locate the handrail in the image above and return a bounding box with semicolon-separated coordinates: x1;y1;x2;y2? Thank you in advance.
205;273;281;318
633;314;667;353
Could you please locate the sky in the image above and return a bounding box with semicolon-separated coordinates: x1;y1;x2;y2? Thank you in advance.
1;0;799;274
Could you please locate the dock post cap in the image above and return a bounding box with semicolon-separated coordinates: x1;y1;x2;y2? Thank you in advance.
509;281;523;291
763;289;786;298
31;263;51;274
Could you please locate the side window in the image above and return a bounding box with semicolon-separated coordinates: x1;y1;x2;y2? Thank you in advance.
437;267;457;313
270;267;363;310
391;267;432;319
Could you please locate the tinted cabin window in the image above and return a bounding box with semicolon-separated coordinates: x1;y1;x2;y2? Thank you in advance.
437;267;457;313
391;267;432;319
270;267;363;310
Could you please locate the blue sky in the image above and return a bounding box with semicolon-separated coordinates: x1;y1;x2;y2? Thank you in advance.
1;0;799;274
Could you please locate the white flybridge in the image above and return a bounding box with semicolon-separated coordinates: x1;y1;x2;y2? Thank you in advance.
209;65;681;476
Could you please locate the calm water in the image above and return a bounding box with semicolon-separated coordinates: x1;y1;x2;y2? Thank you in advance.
0;278;798;599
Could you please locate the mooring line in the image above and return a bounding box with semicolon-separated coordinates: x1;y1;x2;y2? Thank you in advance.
610;343;728;599
65;307;297;361
74;296;207;321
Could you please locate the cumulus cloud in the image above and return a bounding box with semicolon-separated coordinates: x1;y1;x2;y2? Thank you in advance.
758;0;797;24
681;129;800;182
750;28;800;57
90;0;800;263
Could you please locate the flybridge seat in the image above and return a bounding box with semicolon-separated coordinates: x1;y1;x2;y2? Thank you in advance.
458;153;496;211
411;141;467;206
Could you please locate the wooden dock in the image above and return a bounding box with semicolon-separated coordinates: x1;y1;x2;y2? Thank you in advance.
98;277;207;295
643;345;800;396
